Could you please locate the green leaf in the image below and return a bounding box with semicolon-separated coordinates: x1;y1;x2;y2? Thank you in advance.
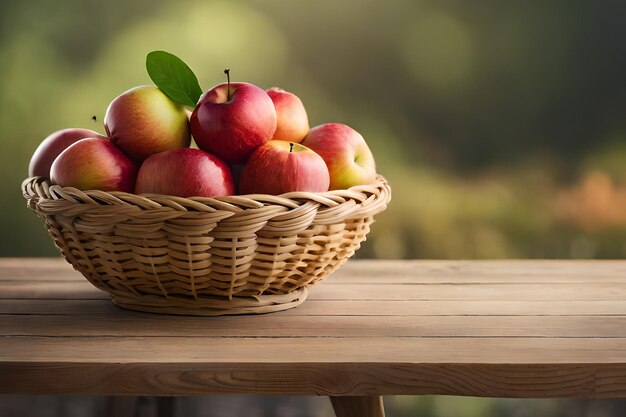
146;51;203;108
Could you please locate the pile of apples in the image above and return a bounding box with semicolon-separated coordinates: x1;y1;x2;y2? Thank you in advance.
29;64;376;198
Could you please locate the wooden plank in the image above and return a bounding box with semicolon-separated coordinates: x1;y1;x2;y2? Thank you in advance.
2;336;626;364
0;258;77;281
0;359;625;398
0;299;123;315
0;281;107;299
335;260;626;283
2;259;626;399
311;283;626;301
1;281;624;301
3;259;626;284
2;315;626;338
3;299;626;317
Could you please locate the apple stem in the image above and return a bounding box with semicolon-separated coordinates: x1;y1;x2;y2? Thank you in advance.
290;143;294;153
224;69;231;100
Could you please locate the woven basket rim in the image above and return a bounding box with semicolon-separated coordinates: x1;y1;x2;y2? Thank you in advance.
22;174;391;214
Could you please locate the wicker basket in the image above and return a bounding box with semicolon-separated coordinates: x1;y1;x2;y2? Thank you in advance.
22;175;390;315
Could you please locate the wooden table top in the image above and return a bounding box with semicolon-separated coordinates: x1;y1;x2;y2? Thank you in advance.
1;258;625;398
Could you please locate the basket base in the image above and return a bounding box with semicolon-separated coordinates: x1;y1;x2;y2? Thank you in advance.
111;287;308;316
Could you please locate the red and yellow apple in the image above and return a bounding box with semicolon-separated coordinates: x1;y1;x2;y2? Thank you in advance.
190;82;276;164
50;138;137;192
240;140;329;194
104;86;191;162
135;148;235;198
266;87;309;143
28;128;107;178
301;123;376;190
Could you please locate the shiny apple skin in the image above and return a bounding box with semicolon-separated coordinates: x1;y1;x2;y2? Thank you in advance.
135;148;235;198
266;87;309;143
302;123;376;190
104;86;191;162
190;82;276;164
50;138;137;192
239;140;329;195
28;128;106;178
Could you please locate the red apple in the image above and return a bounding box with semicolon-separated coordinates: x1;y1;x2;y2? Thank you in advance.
135;148;235;198
301;123;376;190
190;81;276;164
266;87;309;143
104;85;191;162
28;128;106;178
239;141;329;195
50;138;137;192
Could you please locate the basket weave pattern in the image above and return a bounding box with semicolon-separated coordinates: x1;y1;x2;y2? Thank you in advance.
22;175;390;315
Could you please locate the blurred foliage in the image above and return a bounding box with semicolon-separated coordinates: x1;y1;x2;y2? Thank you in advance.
3;0;626;259
2;2;626;416
387;396;626;417
4;0;626;259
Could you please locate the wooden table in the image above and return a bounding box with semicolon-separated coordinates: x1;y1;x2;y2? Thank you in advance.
1;259;626;417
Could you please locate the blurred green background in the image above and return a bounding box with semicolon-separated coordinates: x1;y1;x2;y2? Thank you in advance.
4;0;626;259
2;0;626;416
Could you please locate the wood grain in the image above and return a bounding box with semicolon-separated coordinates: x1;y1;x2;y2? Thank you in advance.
2;315;626;338
1;361;625;398
1;281;624;301
1;259;626;399
3;299;626;316
3;336;626;364
4;258;626;283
